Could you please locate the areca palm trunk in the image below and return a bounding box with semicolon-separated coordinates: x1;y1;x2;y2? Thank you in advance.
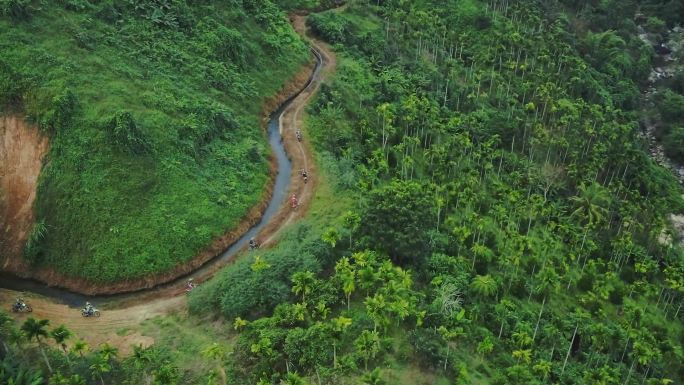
623;359;635;385
532;295;546;341
561;324;578;375
37;339;53;374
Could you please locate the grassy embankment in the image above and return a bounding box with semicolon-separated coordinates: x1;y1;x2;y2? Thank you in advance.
0;1;309;282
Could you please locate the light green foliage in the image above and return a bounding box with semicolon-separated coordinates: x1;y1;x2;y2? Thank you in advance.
226;250;420;383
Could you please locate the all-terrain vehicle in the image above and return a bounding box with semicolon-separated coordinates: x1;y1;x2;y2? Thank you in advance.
11;299;32;313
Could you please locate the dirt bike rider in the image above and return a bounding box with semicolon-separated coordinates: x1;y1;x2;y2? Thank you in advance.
296;129;302;142
186;278;196;291
249;237;258;250
301;169;308;184
84;301;94;315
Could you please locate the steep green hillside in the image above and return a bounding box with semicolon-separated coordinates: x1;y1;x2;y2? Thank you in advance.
0;0;308;281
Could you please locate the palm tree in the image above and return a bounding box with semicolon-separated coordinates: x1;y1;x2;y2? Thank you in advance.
50;325;72;356
364;294;389;332
90;343;118;385
130;344;159;385
569;182;610;226
280;372;306;385
202;343;227;385
494;298;516;339
361;368;385;385
335;257;356;310
97;343;118;362
354;330;381;370
70;340;89;358
291;271;316;303
342;211;361;248
438;324;465;371
322;227;340;248
152;362;180;385
471;274;498;299
357;266;378;297
89;356;111;385
21;318;52;373
532;359;552;381
476;335;494;357
531;267;561;341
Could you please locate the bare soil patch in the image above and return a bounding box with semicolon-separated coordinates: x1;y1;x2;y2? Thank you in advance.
0;117;49;271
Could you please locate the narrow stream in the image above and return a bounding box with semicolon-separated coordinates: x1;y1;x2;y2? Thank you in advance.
0;48;323;307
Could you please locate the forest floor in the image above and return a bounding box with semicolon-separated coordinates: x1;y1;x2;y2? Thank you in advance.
0;14;338;355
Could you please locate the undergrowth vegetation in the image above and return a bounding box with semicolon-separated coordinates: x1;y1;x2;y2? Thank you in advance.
0;0;309;281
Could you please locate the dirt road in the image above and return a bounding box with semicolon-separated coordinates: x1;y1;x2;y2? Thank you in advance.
1;12;338;356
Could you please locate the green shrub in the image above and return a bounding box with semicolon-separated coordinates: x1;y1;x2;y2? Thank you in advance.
0;60;26;108
0;0;31;20
189;223;327;319
360;180;433;265
664;126;684;162
408;328;446;369
23;219;47;265
106;111;152;155
659;90;684;125
307;12;349;44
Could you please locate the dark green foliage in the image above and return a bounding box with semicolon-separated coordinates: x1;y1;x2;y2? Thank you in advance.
189;223;326;319
0;355;43;385
308;11;349;44
0;0;31;20
0;59;27;109
283;324;334;369
22;219;47;264
407;328;446;369
663;126;684;162
106;111;152;155
43;90;78;135
659;90;684;124
361;179;433;265
640;0;684;27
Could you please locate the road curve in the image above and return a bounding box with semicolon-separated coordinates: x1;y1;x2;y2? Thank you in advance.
0;11;338;354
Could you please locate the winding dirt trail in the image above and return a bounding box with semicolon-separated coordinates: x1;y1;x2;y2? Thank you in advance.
0;13;338;355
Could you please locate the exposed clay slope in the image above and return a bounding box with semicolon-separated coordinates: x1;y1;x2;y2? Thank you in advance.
0;116;49;270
